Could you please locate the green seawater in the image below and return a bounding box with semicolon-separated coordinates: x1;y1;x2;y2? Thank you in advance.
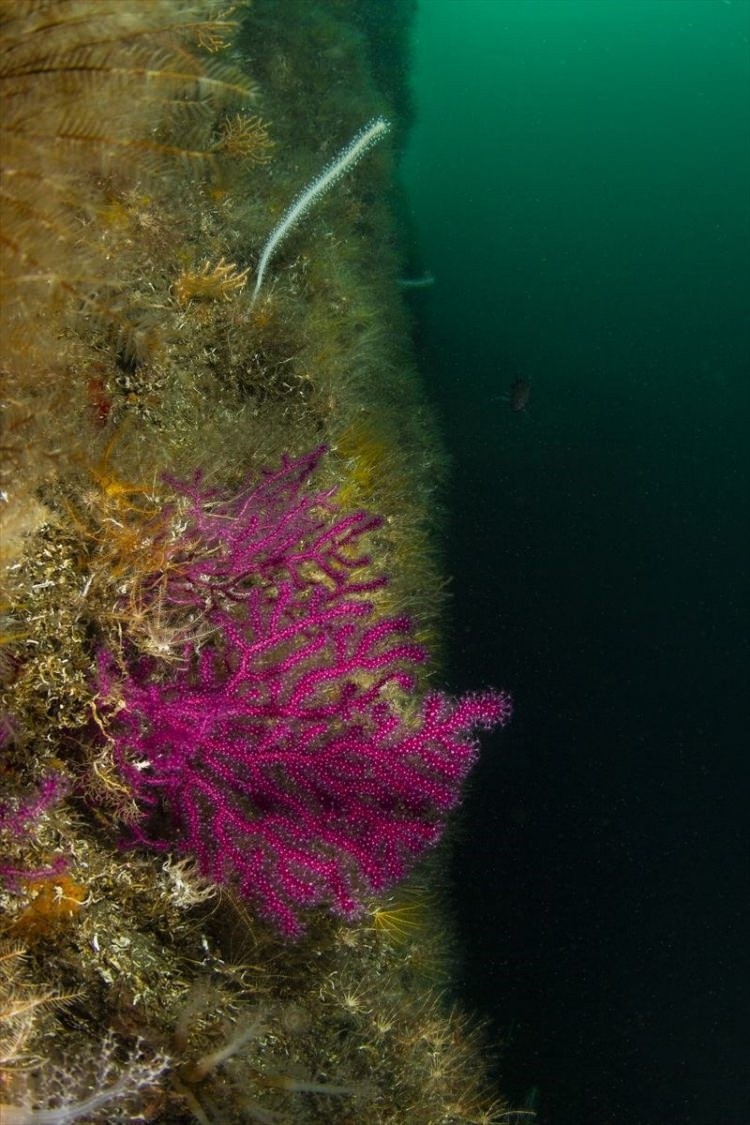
401;3;750;1123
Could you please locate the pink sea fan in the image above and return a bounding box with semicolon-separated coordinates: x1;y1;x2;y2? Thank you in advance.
0;773;69;888
99;448;511;937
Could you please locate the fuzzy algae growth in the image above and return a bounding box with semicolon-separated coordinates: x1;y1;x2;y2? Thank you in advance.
0;2;515;1121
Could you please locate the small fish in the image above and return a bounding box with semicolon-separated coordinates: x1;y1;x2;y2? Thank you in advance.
508;376;531;412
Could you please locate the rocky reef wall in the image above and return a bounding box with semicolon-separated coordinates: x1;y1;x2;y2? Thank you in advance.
0;3;511;1121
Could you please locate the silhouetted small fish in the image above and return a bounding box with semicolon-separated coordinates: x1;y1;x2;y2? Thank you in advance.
508;376;531;412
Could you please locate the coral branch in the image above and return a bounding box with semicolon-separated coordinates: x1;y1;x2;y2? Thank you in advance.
0;775;68;890
98;449;511;936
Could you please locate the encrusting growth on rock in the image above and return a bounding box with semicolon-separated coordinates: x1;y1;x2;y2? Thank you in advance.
0;1;518;1121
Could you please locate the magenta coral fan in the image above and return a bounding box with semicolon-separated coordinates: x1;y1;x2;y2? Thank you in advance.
99;448;511;937
0;774;69;887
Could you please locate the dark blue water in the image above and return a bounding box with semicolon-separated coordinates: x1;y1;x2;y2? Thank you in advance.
402;3;750;1123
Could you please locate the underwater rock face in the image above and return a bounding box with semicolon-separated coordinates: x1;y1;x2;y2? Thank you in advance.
0;2;514;1121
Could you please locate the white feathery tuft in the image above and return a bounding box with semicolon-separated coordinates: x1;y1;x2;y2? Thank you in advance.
251;117;391;304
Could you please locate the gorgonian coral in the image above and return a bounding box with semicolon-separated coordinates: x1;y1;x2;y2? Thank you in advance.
98;448;511;937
